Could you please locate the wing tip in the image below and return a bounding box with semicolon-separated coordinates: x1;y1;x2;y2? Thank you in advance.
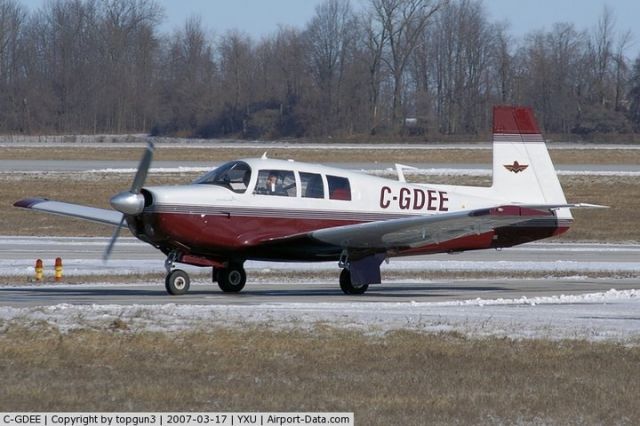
13;197;48;209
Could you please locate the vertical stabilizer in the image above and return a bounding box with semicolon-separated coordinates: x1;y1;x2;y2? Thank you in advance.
491;106;568;208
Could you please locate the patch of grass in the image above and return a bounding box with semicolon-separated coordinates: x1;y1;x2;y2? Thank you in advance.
3;145;640;164
0;325;638;423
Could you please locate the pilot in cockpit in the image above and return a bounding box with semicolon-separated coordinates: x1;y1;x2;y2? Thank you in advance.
260;172;286;195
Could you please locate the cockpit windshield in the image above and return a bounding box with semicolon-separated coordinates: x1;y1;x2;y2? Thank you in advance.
193;161;251;193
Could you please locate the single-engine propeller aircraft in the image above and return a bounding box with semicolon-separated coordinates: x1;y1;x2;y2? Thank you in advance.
15;106;603;295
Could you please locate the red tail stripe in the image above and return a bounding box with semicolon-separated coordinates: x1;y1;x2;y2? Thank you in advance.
493;106;540;135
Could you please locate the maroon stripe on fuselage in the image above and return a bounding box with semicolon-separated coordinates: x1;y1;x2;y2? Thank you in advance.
142;211;362;250
136;209;568;263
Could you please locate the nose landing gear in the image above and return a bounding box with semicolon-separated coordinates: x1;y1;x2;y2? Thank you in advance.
165;269;190;295
164;251;190;295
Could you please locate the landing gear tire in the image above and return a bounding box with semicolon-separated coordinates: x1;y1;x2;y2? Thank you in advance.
217;264;247;293
165;269;190;295
339;268;368;295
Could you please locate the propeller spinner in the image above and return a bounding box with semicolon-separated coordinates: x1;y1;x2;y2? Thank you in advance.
103;141;155;261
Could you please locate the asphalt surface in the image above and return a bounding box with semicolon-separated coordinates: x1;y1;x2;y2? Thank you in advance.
2;278;640;307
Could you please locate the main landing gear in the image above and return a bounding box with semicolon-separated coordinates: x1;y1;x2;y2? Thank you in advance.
338;251;382;295
214;263;247;293
339;268;369;295
164;252;247;295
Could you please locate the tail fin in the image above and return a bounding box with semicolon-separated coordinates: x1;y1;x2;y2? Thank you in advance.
491;106;568;206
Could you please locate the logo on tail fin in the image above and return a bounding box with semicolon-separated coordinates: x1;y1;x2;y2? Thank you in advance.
504;161;528;173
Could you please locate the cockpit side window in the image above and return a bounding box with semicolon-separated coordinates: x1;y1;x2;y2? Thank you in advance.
193;161;251;194
254;170;296;197
327;175;351;201
300;172;324;199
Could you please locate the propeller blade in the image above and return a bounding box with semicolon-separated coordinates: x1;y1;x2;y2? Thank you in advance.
130;141;155;194
104;142;153;260
103;216;126;262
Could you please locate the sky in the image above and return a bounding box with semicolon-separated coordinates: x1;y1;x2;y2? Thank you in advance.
19;0;640;58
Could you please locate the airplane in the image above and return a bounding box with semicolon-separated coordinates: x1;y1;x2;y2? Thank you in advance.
14;106;603;295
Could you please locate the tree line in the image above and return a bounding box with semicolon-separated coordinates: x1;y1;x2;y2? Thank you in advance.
1;0;640;140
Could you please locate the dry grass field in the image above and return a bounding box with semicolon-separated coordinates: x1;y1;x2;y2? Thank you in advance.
2;145;640;164
0;325;638;424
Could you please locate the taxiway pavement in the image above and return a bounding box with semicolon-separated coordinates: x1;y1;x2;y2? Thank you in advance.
1;279;640;307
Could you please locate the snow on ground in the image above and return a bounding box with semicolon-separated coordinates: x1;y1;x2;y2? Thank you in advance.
0;288;639;344
2;242;640;343
2;238;639;343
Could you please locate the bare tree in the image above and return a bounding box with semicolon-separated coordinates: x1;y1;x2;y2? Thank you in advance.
304;0;356;135
155;15;217;134
628;56;640;131
99;0;162;132
613;29;632;111
490;22;512;103
0;0;637;139
426;0;493;133
591;6;615;106
0;0;27;131
371;0;444;130
218;30;255;133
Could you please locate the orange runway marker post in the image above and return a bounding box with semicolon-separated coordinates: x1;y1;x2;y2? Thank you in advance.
54;257;63;282
35;259;44;282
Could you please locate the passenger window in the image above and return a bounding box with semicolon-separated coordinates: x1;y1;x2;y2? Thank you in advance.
254;170;296;197
327;175;351;201
300;172;324;199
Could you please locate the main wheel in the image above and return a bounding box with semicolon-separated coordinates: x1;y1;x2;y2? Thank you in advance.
339;268;368;295
165;269;190;295
217;264;247;293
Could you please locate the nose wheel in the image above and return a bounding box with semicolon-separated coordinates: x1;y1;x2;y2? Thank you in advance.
164;251;191;295
165;269;190;295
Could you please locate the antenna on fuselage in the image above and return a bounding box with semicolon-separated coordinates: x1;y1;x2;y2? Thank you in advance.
261;152;268;160
395;163;417;182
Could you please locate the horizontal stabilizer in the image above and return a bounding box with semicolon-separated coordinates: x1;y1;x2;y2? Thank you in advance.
518;203;609;210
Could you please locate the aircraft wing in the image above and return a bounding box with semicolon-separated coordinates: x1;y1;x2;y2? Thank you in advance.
309;205;557;249
14;198;125;227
